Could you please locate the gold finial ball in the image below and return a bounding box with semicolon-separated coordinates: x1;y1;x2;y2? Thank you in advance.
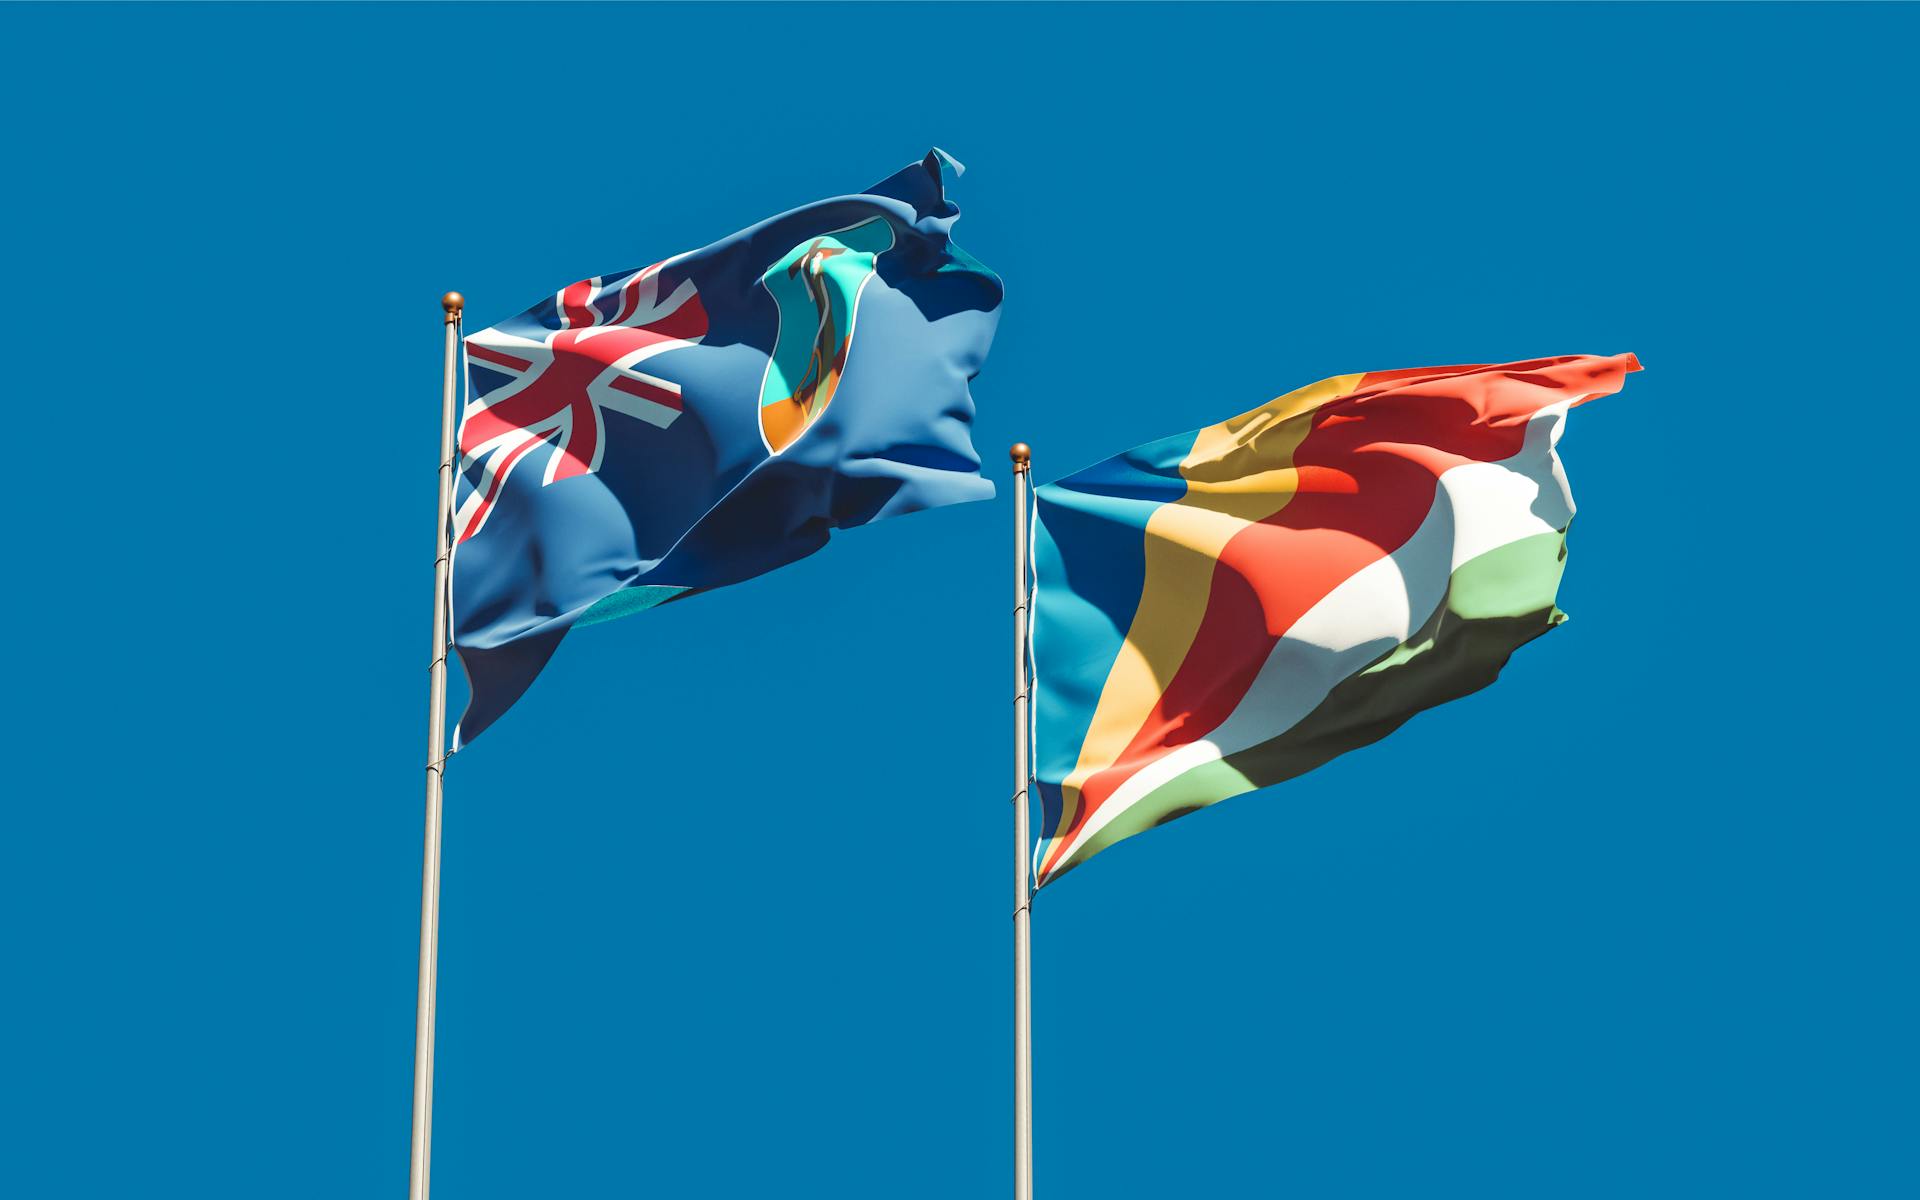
441;291;465;314
1009;442;1032;466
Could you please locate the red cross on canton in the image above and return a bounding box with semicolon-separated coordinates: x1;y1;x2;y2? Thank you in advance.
455;264;709;544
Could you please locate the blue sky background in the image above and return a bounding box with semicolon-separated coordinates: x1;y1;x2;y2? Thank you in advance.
4;4;1914;1196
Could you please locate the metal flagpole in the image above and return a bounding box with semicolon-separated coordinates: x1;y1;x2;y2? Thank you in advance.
409;290;463;1200
1010;442;1035;1200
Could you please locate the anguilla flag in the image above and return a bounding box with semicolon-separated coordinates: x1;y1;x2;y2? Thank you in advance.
1030;354;1641;885
451;151;1002;747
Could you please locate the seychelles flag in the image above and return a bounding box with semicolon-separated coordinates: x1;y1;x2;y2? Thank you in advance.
1030;354;1640;885
451;151;1002;747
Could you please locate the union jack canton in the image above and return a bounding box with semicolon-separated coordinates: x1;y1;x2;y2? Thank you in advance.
458;265;707;544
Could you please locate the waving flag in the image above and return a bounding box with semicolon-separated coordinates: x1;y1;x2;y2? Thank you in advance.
452;151;1002;747
1030;354;1640;886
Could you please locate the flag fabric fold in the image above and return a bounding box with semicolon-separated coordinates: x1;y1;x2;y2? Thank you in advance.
1030;354;1641;886
451;150;1002;747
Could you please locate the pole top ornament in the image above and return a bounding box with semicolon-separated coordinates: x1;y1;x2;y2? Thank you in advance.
1009;442;1031;469
442;292;465;322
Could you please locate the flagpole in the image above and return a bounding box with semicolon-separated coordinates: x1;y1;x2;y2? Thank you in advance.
1010;442;1034;1200
409;290;463;1200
